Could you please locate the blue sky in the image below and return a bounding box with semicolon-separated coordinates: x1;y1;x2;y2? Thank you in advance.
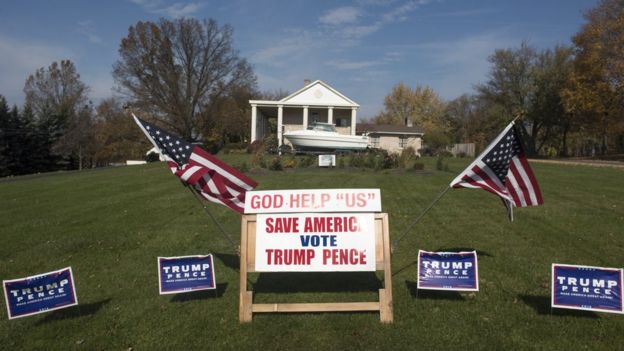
0;0;596;119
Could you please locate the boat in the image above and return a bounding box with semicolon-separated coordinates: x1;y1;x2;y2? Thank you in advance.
283;122;369;152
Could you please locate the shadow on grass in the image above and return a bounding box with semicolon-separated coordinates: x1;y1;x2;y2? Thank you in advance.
253;272;381;295
214;252;239;270
518;294;600;318
35;298;112;325
170;283;228;302
405;280;465;300
392;260;417;277
433;247;494;257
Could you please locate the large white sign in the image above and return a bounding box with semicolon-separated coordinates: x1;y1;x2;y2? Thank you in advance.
255;213;376;272
244;189;381;214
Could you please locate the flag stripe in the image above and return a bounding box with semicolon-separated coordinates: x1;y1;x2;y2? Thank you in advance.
449;120;543;218
517;156;543;205
507;165;528;207
191;147;257;190
504;170;524;207
472;166;512;200
133;115;257;214
509;159;533;206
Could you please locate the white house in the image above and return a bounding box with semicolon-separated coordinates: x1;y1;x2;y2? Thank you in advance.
249;80;360;148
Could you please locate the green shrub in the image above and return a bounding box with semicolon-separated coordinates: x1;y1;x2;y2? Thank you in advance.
381;153;399;169
238;162;249;173
251;153;266;168
297;155;315;168
263;134;278;153
269;157;283;171
349;153;365;168
145;152;160;163
412;162;425;171
438;150;454;158
247;140;263;154
282;156;296;169
436;156;449;171
399;147;416;168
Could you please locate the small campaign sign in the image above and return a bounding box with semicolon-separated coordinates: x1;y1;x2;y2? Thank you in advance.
244;189;381;214
255;213;376;272
417;250;478;291
318;155;336;167
158;255;216;295
552;263;623;314
3;267;78;320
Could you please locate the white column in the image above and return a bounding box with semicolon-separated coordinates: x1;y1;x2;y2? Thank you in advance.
251;104;258;142
328;107;333;124
277;105;283;147
303;106;309;130
351;107;357;135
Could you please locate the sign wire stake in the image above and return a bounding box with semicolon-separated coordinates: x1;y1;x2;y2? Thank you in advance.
186;185;238;254
392;186;451;252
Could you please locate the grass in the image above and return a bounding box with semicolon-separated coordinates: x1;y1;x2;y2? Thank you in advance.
0;156;623;350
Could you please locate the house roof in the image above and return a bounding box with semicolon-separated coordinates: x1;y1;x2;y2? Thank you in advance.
356;123;424;135
250;80;359;108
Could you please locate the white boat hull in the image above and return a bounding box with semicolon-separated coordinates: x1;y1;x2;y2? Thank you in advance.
284;132;368;151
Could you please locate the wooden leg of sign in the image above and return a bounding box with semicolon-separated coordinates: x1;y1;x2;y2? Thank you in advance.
240;292;253;322
379;289;392;323
239;222;252;323
380;213;393;323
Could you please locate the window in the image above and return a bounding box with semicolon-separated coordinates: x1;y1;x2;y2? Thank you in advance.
399;136;408;148
370;136;380;148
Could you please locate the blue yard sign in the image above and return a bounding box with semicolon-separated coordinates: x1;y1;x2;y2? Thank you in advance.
417;250;479;291
552;264;623;314
3;267;78;320
158;255;217;295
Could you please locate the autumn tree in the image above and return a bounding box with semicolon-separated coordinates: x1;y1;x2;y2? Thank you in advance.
93;98;151;165
528;46;575;155
476;43;540;154
113;17;257;143
445;94;510;153
374;83;447;132
563;0;624;154
23;60;94;169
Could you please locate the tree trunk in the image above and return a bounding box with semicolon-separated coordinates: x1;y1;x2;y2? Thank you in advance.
78;145;83;170
560;123;570;157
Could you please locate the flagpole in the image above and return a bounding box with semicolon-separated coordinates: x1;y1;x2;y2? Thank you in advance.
185;185;239;253
392;186;451;252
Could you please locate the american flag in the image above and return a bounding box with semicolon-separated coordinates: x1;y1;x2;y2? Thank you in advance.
133;115;257;214
450;121;543;219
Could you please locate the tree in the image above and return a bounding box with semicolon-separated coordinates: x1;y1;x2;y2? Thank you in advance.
93;98;151;165
52;103;97;170
528;46;574;155
24;60;89;123
23;60;92;169
476;43;540;154
563;0;624;155
374;83;446;133
113;17;257;142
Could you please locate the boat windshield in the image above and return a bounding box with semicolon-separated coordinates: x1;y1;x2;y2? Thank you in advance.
307;123;336;132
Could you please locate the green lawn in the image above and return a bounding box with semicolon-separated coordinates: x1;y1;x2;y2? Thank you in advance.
0;157;623;350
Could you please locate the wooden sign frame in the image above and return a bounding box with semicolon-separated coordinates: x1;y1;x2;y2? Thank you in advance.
239;213;393;323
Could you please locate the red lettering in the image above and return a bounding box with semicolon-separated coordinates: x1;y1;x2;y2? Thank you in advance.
303;216;360;233
322;249;367;265
267;249;315;265
265;218;274;233
356;193;366;207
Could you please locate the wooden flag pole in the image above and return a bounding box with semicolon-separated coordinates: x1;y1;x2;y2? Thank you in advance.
392;186;451;252
185;185;239;253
